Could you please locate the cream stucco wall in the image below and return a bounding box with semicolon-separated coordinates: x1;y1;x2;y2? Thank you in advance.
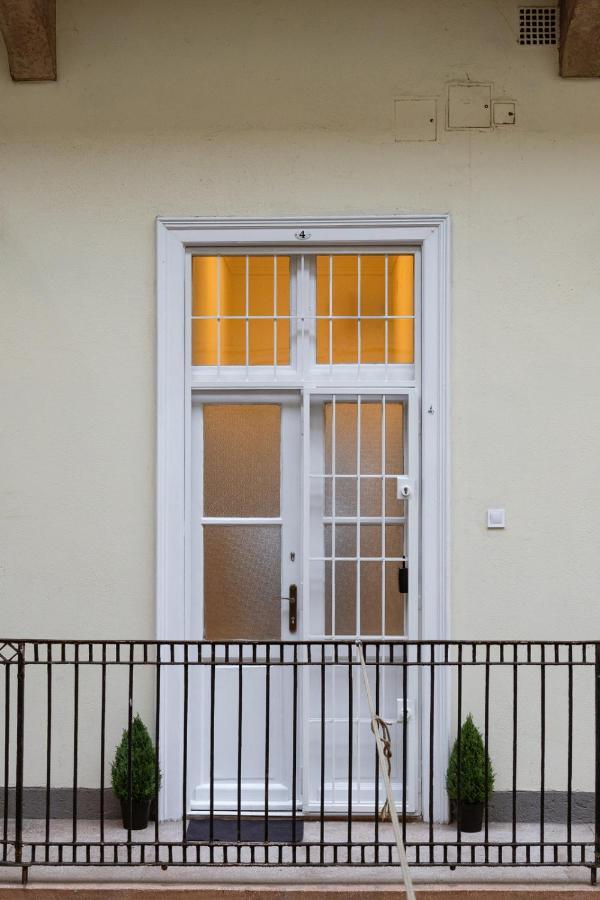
1;0;600;794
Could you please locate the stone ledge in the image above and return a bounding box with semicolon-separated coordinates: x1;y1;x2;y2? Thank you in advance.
0;885;598;899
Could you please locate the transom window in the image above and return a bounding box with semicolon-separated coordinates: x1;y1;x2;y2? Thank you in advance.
191;253;415;378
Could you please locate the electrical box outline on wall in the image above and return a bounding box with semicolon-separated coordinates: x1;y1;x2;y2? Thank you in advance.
394;97;437;142
493;100;516;125
446;82;493;131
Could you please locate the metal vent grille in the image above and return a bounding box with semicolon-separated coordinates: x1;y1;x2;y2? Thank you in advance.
519;7;558;45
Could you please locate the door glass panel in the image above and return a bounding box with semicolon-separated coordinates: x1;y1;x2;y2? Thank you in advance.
385;401;405;473
192;256;290;366
323;560;356;635
203;405;280;517
204;525;281;640
360;561;383;635
311;395;406;637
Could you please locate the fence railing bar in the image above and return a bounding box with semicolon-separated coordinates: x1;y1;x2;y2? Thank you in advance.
2;664;9;863
264;644;270;843
72;645;80;848
45;648;52;857
126;648;133;861
512;659;518;863
593;642;600;886
100;645;106;856
540;648;546;848
0;637;595;876
402;648;408;848
483;647;490;860
428;645;434;848
374;644;380;858
182;646;189;846
154;646;161;861
567;646;573;861
347;652;353;847
291;643;298;854
236;653;243;852
456;643;463;858
209;646;215;852
15;645;25;873
319;654;325;862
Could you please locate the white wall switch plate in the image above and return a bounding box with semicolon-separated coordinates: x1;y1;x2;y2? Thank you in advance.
487;508;506;529
493;101;516;125
394;98;437;142
447;83;492;129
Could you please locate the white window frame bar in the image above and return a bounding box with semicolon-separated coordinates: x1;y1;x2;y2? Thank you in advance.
156;215;451;825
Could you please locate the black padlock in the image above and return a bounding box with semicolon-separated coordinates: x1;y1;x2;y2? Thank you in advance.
398;560;408;594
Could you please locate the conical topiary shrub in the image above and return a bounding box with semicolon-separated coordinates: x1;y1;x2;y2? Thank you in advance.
446;713;494;832
111;714;160;830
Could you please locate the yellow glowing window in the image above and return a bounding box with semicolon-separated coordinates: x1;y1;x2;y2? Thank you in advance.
192;253;414;367
192;256;290;366
316;255;414;365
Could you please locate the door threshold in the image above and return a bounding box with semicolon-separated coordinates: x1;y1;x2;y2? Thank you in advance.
188;811;302;819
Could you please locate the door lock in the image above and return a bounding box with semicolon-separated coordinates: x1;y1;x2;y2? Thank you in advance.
396;477;414;499
281;584;298;633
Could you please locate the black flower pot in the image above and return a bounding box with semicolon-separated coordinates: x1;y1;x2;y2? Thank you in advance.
456;800;484;833
120;798;151;830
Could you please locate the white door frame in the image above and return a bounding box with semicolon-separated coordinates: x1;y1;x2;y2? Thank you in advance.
156;215;451;823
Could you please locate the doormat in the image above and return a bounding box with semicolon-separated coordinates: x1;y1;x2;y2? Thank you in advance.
186;817;304;843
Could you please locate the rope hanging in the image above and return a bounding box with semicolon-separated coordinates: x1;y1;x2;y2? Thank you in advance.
370;714;393;821
356;640;416;900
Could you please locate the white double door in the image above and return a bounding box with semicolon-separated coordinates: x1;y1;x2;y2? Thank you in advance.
190;389;419;815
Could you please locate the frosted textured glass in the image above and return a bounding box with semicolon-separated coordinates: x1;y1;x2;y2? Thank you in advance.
323;524;403;560
325;478;357;517
325;562;357;634
349;562;406;635
360;562;382;635
203;405;280;517
324;400;404;477
359;402;382;474
385;402;404;474
324;402;357;475
323;477;404;517
204;526;281;640
323;560;405;636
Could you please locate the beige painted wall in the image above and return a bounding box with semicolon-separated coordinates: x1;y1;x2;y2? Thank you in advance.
1;0;600;793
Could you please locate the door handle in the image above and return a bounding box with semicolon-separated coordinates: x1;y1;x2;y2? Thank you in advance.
398;560;408;594
281;584;298;633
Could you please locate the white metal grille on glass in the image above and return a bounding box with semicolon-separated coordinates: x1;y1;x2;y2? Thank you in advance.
308;394;407;638
191;254;415;381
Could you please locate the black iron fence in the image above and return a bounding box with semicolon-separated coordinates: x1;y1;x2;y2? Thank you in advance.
0;640;597;884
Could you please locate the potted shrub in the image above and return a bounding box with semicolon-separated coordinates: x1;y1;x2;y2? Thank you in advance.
446;713;494;833
111;714;160;830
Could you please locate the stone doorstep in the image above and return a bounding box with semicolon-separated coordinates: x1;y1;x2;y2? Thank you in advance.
0;887;599;899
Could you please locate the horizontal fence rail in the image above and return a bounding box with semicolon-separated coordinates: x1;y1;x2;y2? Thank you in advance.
0;640;597;885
